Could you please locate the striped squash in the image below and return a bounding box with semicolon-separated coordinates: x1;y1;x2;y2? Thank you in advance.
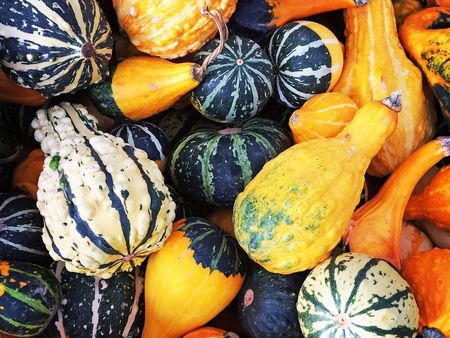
32;102;175;278
0;0;113;97
41;263;144;338
0;260;60;337
268;21;344;108
0;192;49;266
191;35;274;123
169;118;291;207
108;121;170;172
297;253;419;337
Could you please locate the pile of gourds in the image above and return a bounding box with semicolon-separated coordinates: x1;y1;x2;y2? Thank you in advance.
0;0;449;337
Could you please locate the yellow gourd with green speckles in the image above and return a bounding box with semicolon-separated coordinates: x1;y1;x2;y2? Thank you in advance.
233;92;401;274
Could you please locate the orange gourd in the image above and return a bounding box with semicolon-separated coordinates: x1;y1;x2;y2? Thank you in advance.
437;0;450;6
399;7;450;123
405;165;450;231
289;92;358;143
392;0;437;26
333;0;436;176
206;208;235;238
347;137;450;269
183;327;239;338
400;222;434;262
0;69;46;106
402;248;450;337
11;149;44;200
113;0;237;59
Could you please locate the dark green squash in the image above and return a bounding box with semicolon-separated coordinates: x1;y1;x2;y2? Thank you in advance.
167;185;197;221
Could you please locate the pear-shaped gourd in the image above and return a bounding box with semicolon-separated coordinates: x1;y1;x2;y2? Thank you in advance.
32;102;175;278
233;92;401;274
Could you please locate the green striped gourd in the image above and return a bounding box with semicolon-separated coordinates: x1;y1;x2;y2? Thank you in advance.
191;35;275;123
268;21;344;108
169;118;291;207
0;260;60;337
0;0;113;97
31;102;175;278
0;192;50;266
297;253;419;337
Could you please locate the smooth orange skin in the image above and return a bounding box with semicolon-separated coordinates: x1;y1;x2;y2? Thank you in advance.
333;0;436;177
112;56;201;121
405;165;450;231
12;149;45;200
0;70;46;106
402;248;450;336
206;208;234;238
400;222;434;262
348;139;449;269
183;327;232;338
437;0;450;6
142;220;245;338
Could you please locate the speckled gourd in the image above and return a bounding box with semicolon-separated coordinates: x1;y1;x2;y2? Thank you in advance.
31;102;175;278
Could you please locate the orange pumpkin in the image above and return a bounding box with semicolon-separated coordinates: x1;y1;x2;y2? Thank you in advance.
347;137;450;269
333;0;436;176
0;69;46;106
402;248;450;337
183;327;239;338
113;0;237;59
206;208;234;238
289;92;358;143
11;149;44;200
400;222;434;262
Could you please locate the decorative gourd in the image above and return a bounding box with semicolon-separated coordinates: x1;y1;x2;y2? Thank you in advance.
402;248;450;337
437;0;450;5
233;93;400;274
167;185;197;221
237;263;306;338
228;0;368;41
297;253;419;337
418;220;450;249
41;262;145;338
0;0;113;97
0;192;49;266
347;137;450;269
142;217;247;338
183;327;239;338
88;57;202;121
405;165;450;230
0;103;39;147
12;150;45;200
191;35;274;123
0;260;61;337
206;208;234;238
268;21;344;108
393;0;427;27
112;0;237;59
289;92;358;143
0;70;46;106
399;7;450;123
108;121;169;172
169;118;291;207
31;102;176;278
400;222;434;262
333;0;436;177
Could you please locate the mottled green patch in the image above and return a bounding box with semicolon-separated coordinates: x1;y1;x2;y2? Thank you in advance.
49;155;60;170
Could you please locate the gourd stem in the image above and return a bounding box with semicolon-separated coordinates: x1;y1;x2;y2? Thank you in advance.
199;7;229;77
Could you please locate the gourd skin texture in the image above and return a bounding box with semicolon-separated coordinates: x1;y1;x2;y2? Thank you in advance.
234;98;398;274
113;0;237;59
333;0;436;177
402;248;450;337
399;7;450;123
183;327;233;338
289;92;358;143
405;165;450;231
0;70;46;106
32;103;175;278
400;222;434;262
12;149;45;200
297;253;419;338
348;138;450;269
143;218;246;338
0;0;113;97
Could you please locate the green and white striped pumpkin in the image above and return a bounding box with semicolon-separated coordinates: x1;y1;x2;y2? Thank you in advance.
0;260;60;337
0;0;113;97
191;35;274;123
32;102;175;278
268;21;344;108
297;253;419;338
169;118;291;207
0;192;50;266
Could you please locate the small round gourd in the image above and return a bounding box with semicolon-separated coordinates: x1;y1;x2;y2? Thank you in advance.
108;121;169;171
191;35;275;123
297;253;419;337
268;21;344;108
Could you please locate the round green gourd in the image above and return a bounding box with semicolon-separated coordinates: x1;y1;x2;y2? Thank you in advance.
297;253;419;338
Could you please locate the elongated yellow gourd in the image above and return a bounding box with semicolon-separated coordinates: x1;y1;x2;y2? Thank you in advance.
233;92;401;274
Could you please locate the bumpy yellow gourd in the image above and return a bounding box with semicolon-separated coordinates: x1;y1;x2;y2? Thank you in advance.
233;93;401;274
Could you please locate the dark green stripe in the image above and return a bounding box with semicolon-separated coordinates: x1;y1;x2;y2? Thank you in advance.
326;256;341;312
3;285;50;314
9;267;59;301
0;314;43;329
352;323;417;337
351;289;412;317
